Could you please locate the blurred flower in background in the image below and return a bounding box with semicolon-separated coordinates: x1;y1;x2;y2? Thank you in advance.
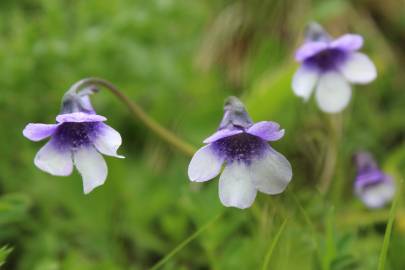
292;22;377;113
188;96;292;209
354;151;394;209
23;86;124;194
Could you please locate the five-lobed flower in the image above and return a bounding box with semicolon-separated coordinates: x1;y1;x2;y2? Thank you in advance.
353;152;394;208
188;96;292;209
292;22;377;113
23;85;124;194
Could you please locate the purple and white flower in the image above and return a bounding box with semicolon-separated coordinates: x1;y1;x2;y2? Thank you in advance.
354;152;394;209
292;22;377;113
23;86;124;194
188;97;292;209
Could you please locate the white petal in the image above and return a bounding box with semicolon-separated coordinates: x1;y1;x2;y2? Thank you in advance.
315;72;352;113
73;147;108;194
219;163;257;209
188;145;223;182
93;124;124;158
292;67;319;101
339;52;377;84
250;148;292;194
361;183;395;208
34;141;73;176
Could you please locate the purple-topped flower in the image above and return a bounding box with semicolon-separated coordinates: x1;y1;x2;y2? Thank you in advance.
188;97;292;209
354;152;394;209
292;22;377;113
23;85;124;194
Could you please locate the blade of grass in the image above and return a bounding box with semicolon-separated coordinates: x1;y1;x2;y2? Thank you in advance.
261;218;288;270
149;212;223;270
323;206;336;270
290;192;319;250
291;193;316;234
377;180;402;270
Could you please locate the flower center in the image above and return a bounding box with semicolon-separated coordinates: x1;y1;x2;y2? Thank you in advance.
53;122;101;149
304;48;347;72
212;133;268;165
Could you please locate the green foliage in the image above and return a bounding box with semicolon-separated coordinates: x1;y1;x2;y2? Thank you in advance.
1;0;405;269
0;246;13;267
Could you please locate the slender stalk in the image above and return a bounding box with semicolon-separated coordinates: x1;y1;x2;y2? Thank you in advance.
319;114;343;194
377;180;402;270
261;218;288;270
322;207;336;270
69;77;196;157
149;212;223;270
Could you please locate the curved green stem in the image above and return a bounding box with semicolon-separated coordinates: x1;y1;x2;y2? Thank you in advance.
69;77;196;157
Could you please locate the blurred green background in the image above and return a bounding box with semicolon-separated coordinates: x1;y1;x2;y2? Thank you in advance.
1;0;405;269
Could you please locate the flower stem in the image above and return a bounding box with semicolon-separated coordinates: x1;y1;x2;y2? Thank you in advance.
319;114;343;194
69;77;196;157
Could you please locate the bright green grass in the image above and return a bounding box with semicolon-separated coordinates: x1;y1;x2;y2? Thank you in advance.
1;0;405;269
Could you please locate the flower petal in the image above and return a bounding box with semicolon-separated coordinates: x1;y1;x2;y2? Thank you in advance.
330;34;363;51
56;112;106;123
359;181;395;208
93;123;124;158
315;72;352;113
247;121;285;141
295;41;328;62
203;129;243;144
34;140;73;176
73;146;108;194
219;163;257;209
292;66;319;101
188;145;223;182
339;52;377;84
250;147;292;195
23;123;59;141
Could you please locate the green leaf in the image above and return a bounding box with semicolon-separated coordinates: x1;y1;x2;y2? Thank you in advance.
0;246;13;267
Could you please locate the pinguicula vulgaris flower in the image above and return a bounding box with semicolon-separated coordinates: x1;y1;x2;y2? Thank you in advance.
23;84;124;194
354;152;394;209
292;22;377;113
188;97;292;209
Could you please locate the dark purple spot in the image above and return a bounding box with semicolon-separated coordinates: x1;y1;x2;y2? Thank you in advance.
304;48;347;72
212;133;268;165
53;122;102;150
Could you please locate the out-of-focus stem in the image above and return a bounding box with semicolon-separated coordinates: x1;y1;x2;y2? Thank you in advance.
69;77;196;157
150;212;223;270
319;114;343;194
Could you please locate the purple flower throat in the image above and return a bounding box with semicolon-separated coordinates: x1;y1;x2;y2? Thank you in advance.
304;48;347;72
212;132;267;164
53;122;101;150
